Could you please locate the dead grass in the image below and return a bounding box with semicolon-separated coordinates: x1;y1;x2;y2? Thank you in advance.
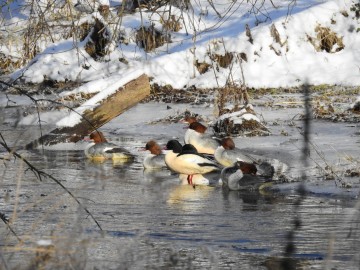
307;25;345;53
74;22;93;42
195;61;211;74
211;52;234;69
350;2;360;19
0;53;24;74
59;92;97;103
136;25;170;52
213;114;269;137
269;24;288;55
161;15;182;32
297;100;360;122
146;83;214;103
85;19;111;60
215;84;249;116
147;109;208;124
195;51;240;74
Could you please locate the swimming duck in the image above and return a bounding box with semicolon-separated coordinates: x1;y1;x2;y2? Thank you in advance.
221;161;272;191
214;137;254;166
165;140;220;185
84;131;133;161
143;140;167;169
182;114;198;125
184;122;221;155
215;137;275;179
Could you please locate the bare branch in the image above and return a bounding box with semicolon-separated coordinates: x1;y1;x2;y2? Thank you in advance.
0;136;103;231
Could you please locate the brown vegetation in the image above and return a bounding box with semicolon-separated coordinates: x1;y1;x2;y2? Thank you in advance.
212;110;269;137
147;83;214;103
350;2;360;19
212;52;234;69
215;85;249;116
136;25;171;52
307;25;345;53
85;19;111;60
269;24;288;55
195;61;211;74
161;15;182;32
78;22;93;41
0;53;23;74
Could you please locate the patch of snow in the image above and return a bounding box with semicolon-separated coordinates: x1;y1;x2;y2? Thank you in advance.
55;69;144;127
19;110;67;126
2;0;359;90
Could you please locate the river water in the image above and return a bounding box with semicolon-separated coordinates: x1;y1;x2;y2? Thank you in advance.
1;98;360;269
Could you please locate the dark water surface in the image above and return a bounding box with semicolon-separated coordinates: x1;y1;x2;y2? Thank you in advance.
1;101;360;269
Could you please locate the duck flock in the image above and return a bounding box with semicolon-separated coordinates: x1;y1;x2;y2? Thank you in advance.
84;116;289;191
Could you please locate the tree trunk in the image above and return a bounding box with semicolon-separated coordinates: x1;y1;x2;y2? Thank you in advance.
26;74;150;149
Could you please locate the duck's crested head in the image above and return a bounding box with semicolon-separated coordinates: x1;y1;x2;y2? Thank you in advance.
181;144;198;154
166;140;183;153
189;122;207;134
221;137;235;150
89;131;107;143
236;161;257;175
182;111;198;124
145;140;162;155
183;115;197;124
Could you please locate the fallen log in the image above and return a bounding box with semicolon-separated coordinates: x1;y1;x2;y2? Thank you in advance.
26;73;150;149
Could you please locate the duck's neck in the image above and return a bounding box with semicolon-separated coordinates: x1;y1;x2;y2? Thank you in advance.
84;142;96;156
228;168;243;190
214;145;224;160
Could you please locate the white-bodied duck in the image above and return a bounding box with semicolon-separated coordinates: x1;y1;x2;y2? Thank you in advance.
143;140;167;169
215;137;275;179
184;122;220;155
84;131;133;161
221;161;272;191
165;140;220;185
214;137;254;166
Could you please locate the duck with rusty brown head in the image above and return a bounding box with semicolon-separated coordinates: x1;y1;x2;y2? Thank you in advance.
215;137;277;178
221;160;273;191
143;140;167;169
184;121;221;155
84;131;134;161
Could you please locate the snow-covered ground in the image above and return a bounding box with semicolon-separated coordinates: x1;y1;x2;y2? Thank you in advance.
1;0;359;130
1;0;360;90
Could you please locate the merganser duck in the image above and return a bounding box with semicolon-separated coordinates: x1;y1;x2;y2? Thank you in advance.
215;137;275;179
221;161;272;191
184;122;221;155
182;114;198;125
165;140;220;186
84;131;133;161
214;137;254;166
143;140;167;169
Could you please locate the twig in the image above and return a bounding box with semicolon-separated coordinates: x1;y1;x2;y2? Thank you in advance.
0;139;102;231
293;126;345;187
0;212;22;243
206;0;222;18
0;80;100;148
